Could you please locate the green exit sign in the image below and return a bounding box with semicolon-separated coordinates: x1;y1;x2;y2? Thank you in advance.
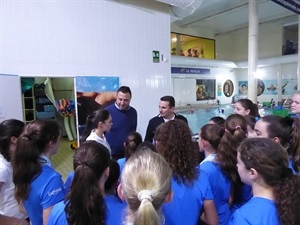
153;50;159;63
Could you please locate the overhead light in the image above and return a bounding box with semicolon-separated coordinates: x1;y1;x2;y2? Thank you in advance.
172;37;177;42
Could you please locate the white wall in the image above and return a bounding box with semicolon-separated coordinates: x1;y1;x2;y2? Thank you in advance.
0;0;171;138
172;67;237;106
235;63;297;104
216;23;283;61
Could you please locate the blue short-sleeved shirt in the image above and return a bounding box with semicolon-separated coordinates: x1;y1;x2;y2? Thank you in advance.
117;158;126;173
162;167;214;225
48;201;67;225
64;171;75;194
105;194;126;225
24;165;65;225
229;197;279;225
200;161;231;225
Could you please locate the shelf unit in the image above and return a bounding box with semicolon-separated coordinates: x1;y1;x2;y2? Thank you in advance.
22;88;36;124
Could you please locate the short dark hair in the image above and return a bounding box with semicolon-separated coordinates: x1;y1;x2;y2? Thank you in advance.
160;96;175;107
117;86;132;97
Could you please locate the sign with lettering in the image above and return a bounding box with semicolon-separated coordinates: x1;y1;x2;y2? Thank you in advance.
171;67;210;75
271;0;300;14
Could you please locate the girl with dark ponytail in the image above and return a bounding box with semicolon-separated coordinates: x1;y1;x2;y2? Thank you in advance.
230;138;300;225
48;141;110;225
12;119;65;225
81;109;112;155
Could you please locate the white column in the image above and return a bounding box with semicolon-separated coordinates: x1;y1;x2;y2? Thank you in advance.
248;0;259;103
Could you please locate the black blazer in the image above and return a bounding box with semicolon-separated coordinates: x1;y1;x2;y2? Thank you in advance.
144;113;188;143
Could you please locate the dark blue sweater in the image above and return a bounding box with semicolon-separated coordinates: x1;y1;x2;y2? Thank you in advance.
105;103;137;158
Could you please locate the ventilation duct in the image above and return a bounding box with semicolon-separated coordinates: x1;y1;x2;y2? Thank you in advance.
156;0;203;21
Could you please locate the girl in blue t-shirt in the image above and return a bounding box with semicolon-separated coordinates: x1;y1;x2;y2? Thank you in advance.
230;138;300;225
155;120;218;225
118;148;173;225
217;114;252;212
49;141;110;225
117;131;142;172
12;120;65;225
254;115;300;174
199;124;231;225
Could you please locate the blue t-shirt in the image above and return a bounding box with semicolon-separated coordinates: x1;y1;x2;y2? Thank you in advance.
24;165;65;225
231;183;252;213
49;195;127;225
105;194;127;225
162;167;214;225
64;171;75;194
48;201;67;225
229;197;279;225
200;161;231;225
289;159;299;175
117;158;126;172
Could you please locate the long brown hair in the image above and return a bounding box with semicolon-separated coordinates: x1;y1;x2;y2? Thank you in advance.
13;120;61;202
238;138;300;225
65;141;110;225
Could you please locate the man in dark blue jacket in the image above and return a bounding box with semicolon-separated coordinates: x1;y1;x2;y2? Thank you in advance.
145;95;188;143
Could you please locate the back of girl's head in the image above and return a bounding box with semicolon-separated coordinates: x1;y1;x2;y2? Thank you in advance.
154;120;198;185
208;116;225;127
121;149;172;225
236;99;260;118
200;124;225;149
124;131;143;159
67;141;110;225
105;159;120;192
81;109;110;141
238;138;300;225
217;114;247;185
137;141;157;152
13;120;61;202
259;115;300;173
244;115;256;130
0;119;24;162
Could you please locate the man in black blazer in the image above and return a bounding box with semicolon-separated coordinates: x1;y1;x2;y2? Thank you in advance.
145;95;188;143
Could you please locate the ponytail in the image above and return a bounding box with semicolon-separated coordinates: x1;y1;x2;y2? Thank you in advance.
290;118;300;173
81;115;94;142
134;190;161;225
65;141;110;225
274;171;300;225
13;134;41;203
66;163;106;225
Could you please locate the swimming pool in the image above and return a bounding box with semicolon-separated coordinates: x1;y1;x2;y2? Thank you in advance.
180;104;272;135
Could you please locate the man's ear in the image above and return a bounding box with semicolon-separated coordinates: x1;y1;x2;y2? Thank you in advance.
117;183;126;200
164;189;173;203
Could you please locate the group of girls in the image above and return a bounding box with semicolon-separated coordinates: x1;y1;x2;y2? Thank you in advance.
0;119;65;225
198;95;300;225
1;93;300;225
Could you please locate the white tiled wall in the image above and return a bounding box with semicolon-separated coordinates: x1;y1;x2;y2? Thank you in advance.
0;0;171;138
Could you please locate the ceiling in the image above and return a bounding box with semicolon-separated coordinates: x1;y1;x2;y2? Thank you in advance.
171;0;298;36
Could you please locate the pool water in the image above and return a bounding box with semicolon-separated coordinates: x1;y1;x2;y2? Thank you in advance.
180;104;272;135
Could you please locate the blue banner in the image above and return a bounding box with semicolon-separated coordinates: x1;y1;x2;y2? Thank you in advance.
171;67;210;75
271;0;300;14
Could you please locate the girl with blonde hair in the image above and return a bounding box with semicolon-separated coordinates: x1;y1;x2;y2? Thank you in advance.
118;149;173;225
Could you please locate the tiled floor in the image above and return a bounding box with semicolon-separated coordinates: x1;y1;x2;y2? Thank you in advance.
51;138;75;181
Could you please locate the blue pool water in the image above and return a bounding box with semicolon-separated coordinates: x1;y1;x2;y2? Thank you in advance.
180;104;272;135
